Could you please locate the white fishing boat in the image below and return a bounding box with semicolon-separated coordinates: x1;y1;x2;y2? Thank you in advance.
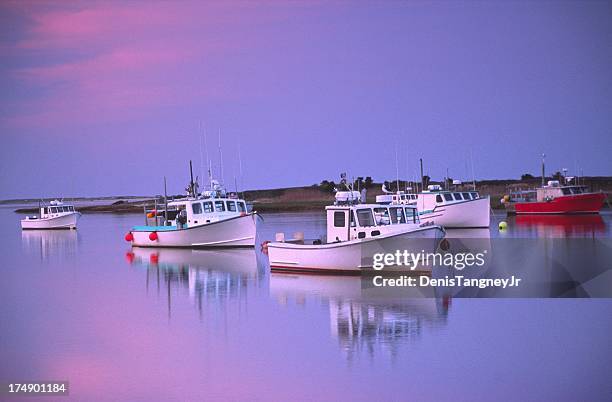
377;185;490;228
20;200;80;230
125;162;257;248
266;184;445;274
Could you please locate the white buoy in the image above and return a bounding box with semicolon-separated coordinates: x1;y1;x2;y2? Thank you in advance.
499;221;508;230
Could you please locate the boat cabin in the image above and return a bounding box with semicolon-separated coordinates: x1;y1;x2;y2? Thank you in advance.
375;192;418;205
536;181;589;201
35;201;77;219
167;197;248;228
325;203;421;243
415;185;480;213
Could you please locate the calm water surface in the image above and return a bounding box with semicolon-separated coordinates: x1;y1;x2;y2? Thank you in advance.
1;208;611;401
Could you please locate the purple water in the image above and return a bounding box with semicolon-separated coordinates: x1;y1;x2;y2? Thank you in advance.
1;208;611;401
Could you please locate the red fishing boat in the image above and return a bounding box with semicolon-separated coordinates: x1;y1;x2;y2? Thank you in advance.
506;181;605;214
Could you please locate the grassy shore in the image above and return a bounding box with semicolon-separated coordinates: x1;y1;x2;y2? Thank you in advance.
10;176;612;214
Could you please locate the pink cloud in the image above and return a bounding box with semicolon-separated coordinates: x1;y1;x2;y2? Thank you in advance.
2;1;254;128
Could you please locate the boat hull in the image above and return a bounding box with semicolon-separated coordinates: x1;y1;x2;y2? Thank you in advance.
21;213;80;230
512;193;605;214
268;226;445;274
130;213;257;248
420;196;490;228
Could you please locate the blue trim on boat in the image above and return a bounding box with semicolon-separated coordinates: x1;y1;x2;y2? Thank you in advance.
131;225;178;231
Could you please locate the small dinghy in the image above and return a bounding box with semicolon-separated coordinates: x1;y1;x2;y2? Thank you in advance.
21;200;80;230
267;182;445;274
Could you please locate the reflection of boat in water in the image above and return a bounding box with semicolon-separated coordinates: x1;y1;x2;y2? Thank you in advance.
431;228;492;297
270;274;449;360
128;247;259;276
127;248;261;316
21;229;79;260
514;214;606;237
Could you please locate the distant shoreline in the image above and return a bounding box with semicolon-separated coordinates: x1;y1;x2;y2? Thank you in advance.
8;176;612;214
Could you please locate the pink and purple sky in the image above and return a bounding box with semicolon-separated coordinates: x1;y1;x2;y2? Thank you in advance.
1;1;611;199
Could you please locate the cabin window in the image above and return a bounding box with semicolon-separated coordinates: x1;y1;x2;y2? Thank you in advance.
226;201;237;212
373;208;390;225
65;206;70;212
350;211;356;227
404;207;417;223
69;206;74;211
203;201;213;213
192;202;203;214
334;211;346;227
454;193;463;200
389;207;405;224
443;193;453;202
436;195;443;203
356;209;375;227
575;187;584;194
237;202;247;213
462;192;470;200
562;188;571;195
50;207;57;213
214;201;225;212
43;207;48;214
471;192;478;199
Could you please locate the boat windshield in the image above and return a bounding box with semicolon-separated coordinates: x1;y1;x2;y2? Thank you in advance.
462;192;471;200
237;201;247;213
404;207;418;223
356;209;375;227
373;207;391;225
226;200;237;212
443;193;453;202
203;201;213;213
389;207;406;224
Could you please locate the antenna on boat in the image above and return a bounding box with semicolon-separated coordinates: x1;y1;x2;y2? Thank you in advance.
218;128;224;185
419;158;424;191
470;149;476;190
202;126;213;189
189;160;195;198
164;176;168;225
198;121;205;193
238;141;243;196
395;145;400;193
541;153;546;187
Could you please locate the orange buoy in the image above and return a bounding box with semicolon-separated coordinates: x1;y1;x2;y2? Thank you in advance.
146;212;155;218
149;231;158;241
125;232;134;242
150;254;159;264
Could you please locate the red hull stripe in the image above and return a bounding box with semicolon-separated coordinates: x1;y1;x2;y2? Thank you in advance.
514;193;605;214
